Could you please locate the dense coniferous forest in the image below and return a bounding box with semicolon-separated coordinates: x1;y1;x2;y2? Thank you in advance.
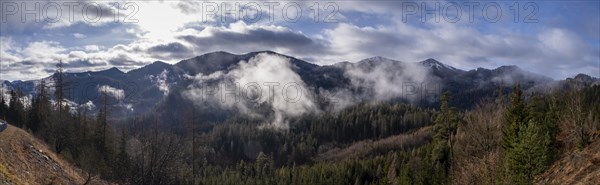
1;63;599;185
1;0;599;183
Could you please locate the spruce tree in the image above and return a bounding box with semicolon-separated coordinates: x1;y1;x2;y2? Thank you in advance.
0;91;7;119
8;90;25;127
502;86;556;184
50;60;69;153
432;92;459;171
502;84;527;183
502;84;526;152
28;80;51;134
96;90;109;152
115;127;132;183
54;60;65;113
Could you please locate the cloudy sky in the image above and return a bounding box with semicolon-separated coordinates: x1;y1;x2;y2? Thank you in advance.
1;0;599;81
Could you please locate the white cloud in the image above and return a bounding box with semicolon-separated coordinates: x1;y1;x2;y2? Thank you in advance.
179;21;328;58
0;37;22;64
83;101;96;110
133;1;209;40
73;33;87;39
0;37;23;80
1;40;69;80
344;58;431;101
184;53;318;129
84;45;101;52
98;85;125;100
22;41;68;63
1;1;597;81
41;1;128;29
68;51;89;59
150;69;171;96
319;22;599;79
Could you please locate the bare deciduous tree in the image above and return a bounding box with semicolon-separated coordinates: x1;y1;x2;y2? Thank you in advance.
452;100;505;184
562;91;597;150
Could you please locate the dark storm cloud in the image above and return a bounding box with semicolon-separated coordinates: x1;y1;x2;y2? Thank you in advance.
0;1;125;33
148;42;191;54
179;27;328;55
65;59;105;68
147;42;194;60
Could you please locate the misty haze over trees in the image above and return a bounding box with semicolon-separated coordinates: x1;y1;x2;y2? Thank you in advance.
1;0;599;184
0;51;598;184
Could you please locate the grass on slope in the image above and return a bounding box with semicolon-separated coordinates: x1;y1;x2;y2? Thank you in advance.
0;124;94;185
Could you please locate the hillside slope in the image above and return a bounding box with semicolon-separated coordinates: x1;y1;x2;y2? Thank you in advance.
0;125;105;185
536;138;600;184
317;126;433;162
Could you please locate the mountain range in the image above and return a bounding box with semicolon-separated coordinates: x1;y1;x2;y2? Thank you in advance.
1;51;598;118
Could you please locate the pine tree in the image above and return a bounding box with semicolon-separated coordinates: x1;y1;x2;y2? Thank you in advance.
96;90;109;152
50;61;70;153
432;92;459;171
502;84;527;152
0;90;7;119
544;95;560;156
115;127;132;182
54;60;65;113
28;80;51;134
7;90;25;127
502;84;528;183
0;87;8;119
545;96;559;136
516;95;553;182
502;86;556;184
529;95;556;168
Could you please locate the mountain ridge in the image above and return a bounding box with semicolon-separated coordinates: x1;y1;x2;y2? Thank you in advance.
0;52;568;84
4;51;574;83
1;51;596;116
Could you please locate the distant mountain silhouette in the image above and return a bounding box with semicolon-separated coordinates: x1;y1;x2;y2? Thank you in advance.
1;51;595;117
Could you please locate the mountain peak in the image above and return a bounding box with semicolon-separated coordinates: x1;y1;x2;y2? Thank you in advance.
574;73;592;80
150;61;169;65
106;67;123;73
144;61;172;69
212;51;232;54
568;73;598;85
176;51;274;75
197;51;235;58
419;58;457;71
354;56;402;69
92;67;124;76
252;50;279;55
107;67;121;72
361;56;394;62
494;65;521;73
423;58;439;63
489;65;552;83
127;61;172;76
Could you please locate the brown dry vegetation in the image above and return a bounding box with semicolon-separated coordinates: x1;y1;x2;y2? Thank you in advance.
0;125;107;185
451;100;506;185
450;90;600;185
534;90;600;185
535;138;600;184
316;126;433;162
